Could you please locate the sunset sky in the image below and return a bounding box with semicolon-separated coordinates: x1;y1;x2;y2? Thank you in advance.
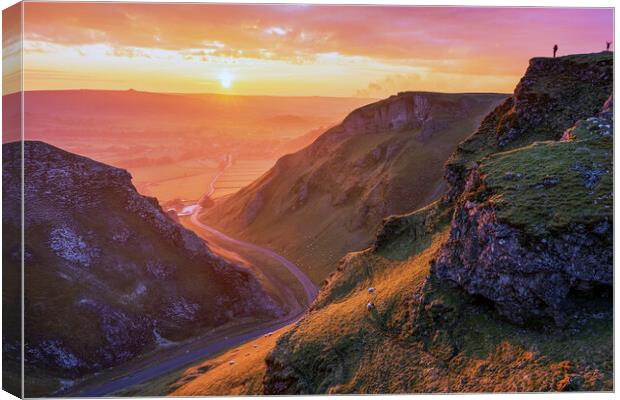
5;3;615;97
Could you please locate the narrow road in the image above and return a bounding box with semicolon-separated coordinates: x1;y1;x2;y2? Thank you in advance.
73;315;302;397
189;212;318;304
193;153;316;303
72;155;317;397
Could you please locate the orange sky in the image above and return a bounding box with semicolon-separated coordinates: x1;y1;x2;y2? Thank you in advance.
5;3;615;97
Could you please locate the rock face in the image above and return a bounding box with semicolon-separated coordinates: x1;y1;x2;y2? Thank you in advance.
341;92;434;135
202;91;506;283
2;141;280;394
431;54;613;326
443;52;613;203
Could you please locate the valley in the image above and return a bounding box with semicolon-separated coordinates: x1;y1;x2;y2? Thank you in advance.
3;3;614;397
3;53;613;397
97;51;613;396
200;91;508;283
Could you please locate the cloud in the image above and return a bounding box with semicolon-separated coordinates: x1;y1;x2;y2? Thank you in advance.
264;26;289;36
355;69;518;98
22;3;613;75
356;73;425;97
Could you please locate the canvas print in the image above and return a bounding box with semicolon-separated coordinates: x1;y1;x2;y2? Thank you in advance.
1;1;614;397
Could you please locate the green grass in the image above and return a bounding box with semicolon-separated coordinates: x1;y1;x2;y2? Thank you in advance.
477;116;612;237
266;219;613;393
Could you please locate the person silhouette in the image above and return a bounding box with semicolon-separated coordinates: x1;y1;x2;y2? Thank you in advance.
606;41;611;51
553;44;558;58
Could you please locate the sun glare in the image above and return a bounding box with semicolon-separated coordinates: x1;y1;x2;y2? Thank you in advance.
218;70;234;89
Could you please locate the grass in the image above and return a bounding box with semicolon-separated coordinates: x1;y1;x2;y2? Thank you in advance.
265;213;612;393
476;110;612;237
269;225;450;394
448;51;613;175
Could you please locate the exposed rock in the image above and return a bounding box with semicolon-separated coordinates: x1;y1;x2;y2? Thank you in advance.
431;199;611;326
432;95;613;326
443;52;613;203
3;141;281;391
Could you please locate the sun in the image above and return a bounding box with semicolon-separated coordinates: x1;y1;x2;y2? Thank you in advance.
218;70;234;89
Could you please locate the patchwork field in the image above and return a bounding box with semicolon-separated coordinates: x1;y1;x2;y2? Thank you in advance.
212;159;277;198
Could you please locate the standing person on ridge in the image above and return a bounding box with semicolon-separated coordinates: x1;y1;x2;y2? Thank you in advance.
553;44;558;58
606;41;611;51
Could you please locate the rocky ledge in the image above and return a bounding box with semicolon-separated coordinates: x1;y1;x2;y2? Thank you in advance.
431;97;613;326
443;52;613;203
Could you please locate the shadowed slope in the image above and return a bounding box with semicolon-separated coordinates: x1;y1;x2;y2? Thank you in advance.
2;141;281;396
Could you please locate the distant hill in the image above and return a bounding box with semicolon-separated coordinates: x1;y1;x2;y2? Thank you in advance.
200;91;507;283
3;89;373;144
2;141;281;396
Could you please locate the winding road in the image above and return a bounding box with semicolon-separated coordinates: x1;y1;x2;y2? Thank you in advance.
70;155;317;397
189;212;318;305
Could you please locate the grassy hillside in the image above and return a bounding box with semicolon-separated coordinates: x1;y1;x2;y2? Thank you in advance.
262;52;613;393
265;206;612;392
113;325;292;397
201;92;507;283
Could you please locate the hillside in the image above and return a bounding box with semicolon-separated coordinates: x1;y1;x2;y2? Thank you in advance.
200;91;507;283
263;52;613;393
2;141;282;396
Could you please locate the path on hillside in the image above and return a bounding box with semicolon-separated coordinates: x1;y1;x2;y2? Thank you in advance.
69;155;317;397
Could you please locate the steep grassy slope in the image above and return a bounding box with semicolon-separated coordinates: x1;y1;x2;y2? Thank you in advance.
265;202;612;393
262;53;613;393
201;92;507;283
2;141;281;396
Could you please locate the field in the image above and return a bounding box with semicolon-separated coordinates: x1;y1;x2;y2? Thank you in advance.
212;159;278;199
131;158;220;202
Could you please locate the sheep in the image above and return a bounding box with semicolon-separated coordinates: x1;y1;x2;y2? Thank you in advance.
367;302;375;311
368;287;375;294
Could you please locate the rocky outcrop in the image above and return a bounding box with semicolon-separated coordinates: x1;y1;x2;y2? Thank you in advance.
443;52;613;203
2;141;281;393
431;200;612;326
432;96;613;326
